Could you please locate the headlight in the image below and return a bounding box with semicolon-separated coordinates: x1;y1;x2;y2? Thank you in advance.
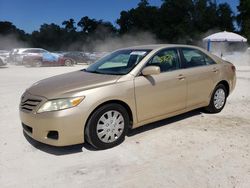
37;97;85;113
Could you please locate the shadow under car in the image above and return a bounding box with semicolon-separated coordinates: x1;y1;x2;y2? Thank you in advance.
23;109;202;155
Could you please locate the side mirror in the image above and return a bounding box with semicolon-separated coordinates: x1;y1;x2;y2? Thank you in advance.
142;66;160;76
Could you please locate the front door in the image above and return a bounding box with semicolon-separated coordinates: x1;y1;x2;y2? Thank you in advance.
134;48;187;122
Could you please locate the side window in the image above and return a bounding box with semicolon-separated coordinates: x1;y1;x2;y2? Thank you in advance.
147;49;180;72
204;55;216;65
33;50;41;53
182;48;215;68
24;50;33;53
38;49;47;53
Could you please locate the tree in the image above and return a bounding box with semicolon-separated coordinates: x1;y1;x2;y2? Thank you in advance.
31;23;64;50
217;3;235;31
0;21;18;35
158;0;194;42
0;21;30;43
94;20;117;37
0;0;237;51
117;0;159;34
138;0;149;7
237;0;250;41
62;18;76;32
77;16;98;33
192;0;217;33
117;11;133;34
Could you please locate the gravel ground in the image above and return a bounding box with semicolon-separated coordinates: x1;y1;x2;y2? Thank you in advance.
0;64;250;188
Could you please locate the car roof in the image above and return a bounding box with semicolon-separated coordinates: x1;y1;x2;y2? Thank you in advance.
121;44;205;51
22;48;46;51
14;48;46;52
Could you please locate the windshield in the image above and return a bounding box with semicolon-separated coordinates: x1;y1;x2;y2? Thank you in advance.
85;49;151;75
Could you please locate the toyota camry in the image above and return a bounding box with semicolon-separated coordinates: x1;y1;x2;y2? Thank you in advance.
20;44;236;149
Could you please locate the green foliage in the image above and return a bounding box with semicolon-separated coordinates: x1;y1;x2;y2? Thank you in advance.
117;1;159;34
217;3;235;31
0;21;30;42
158;0;194;42
62;19;76;32
117;0;235;43
31;23;64;50
0;0;240;50
237;0;250;41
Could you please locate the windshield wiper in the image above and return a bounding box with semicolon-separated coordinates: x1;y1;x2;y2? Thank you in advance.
83;69;103;74
83;69;124;75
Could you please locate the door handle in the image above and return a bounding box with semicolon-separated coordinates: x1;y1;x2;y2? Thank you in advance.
177;74;186;80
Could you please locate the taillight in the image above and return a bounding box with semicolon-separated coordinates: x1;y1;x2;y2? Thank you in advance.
231;65;236;72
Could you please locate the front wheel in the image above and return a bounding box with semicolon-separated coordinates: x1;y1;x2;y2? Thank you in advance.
35;61;42;67
205;84;227;113
85;103;129;149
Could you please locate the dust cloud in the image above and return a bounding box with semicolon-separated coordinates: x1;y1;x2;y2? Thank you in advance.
207;42;250;67
0;34;29;50
195;30;250;67
82;31;160;52
1;29;250;67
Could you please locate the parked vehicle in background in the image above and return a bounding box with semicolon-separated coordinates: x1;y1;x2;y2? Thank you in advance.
9;48;48;65
84;52;108;64
0;50;9;66
0;50;10;58
55;51;109;64
57;51;86;64
23;52;74;67
246;47;250;54
0;56;7;66
20;44;236;149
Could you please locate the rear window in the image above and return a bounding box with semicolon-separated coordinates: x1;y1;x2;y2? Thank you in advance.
182;48;216;68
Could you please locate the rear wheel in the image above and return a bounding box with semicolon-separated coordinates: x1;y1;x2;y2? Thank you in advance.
85;103;129;149
64;59;73;66
205;84;227;113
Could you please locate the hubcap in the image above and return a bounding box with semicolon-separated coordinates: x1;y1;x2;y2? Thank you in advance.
96;110;124;143
214;88;226;109
65;60;71;66
36;61;41;67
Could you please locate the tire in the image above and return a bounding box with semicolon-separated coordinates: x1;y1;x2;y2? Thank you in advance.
64;59;73;66
36;62;42;67
85;103;129;149
205;84;227;113
0;58;4;66
31;60;42;67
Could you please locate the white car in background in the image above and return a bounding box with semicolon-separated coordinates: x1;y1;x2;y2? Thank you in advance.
9;48;48;64
0;56;7;66
0;50;9;66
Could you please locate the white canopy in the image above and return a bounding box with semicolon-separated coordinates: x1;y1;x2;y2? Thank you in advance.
203;31;247;42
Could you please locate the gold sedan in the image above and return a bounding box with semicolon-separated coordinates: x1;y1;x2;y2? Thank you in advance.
20;44;236;149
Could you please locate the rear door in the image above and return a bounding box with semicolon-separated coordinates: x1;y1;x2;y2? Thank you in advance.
179;48;220;107
134;48;187;122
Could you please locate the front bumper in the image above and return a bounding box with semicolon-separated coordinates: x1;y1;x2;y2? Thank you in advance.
20;107;85;146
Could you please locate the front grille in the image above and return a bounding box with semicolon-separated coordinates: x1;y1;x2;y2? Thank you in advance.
20;94;42;112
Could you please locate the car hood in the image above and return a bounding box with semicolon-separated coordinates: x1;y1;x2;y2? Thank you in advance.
27;70;121;99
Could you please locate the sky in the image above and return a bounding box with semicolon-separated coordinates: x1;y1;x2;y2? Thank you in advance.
0;0;239;33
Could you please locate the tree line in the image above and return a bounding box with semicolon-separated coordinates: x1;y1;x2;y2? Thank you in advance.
0;0;249;51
